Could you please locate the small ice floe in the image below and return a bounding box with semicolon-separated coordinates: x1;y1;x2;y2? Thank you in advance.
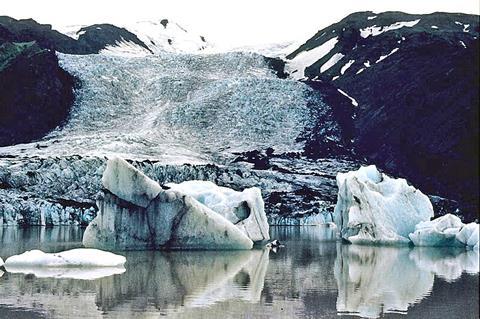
409;214;479;249
4;248;126;280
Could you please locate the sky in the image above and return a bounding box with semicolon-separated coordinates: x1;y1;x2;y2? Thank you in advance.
1;0;479;48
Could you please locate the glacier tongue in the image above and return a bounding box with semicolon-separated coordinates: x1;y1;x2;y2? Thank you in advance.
334;165;434;244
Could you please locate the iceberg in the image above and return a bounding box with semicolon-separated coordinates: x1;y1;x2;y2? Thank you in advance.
409;214;479;249
83;157;268;250
166;180;269;242
334;165;433;244
4;249;126;267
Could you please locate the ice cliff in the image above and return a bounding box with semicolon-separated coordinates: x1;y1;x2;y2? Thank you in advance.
83;157;269;250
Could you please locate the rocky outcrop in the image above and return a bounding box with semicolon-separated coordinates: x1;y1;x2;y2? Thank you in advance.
0;41;75;146
83;157;269;250
286;12;480;218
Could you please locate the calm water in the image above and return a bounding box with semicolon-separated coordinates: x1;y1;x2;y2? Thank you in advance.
0;226;478;319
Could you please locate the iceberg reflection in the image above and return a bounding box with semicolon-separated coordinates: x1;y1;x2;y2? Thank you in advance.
334;245;479;318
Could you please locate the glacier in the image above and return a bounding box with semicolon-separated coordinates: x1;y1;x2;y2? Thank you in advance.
83;157;269;250
334;165;434;244
0;48;353;226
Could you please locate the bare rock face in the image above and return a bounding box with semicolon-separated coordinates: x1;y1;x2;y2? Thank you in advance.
83;157;270;250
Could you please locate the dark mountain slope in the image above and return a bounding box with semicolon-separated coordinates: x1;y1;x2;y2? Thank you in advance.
286;11;480;219
0;16;151;54
0;42;75;146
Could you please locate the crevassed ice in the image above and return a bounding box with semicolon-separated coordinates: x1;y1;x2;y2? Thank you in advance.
285;37;339;79
0;51;324;164
360;19;421;38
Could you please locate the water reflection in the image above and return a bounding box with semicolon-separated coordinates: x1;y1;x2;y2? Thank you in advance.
0;226;478;318
95;249;270;314
334;244;479;318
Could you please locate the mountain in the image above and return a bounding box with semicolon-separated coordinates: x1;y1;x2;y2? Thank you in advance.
0;42;75;146
285;11;479;218
0;16;210;55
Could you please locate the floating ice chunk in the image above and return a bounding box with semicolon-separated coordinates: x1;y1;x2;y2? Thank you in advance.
360;19;420;38
285;37;339;79
334;165;433;244
166;180;270;242
409;214;464;247
84;157;255;250
340;59;355;75
102;156;162;208
320;53;344;73
456;222;479;248
409;214;479;248
4;249;126;268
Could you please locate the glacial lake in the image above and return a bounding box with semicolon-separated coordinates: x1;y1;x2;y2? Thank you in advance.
0;226;478;319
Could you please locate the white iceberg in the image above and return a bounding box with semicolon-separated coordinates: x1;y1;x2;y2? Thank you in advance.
409;214;479;249
4;249;126;267
83;157;268;250
334;165;433;244
166;180;269;242
0;257;3;267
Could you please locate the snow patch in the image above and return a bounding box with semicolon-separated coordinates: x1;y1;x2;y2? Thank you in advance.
320;53;344;73
337;89;358;107
360;19;420;38
286;37;339;79
375;48;399;63
340;59;355;75
459;41;467;48
431;25;439;29
367;16;377;20
356;68;365;75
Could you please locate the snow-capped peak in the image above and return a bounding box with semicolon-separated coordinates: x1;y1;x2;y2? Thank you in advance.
123;19;210;54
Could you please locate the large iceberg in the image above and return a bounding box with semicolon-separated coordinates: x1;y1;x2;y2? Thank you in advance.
83;157;269;250
334;165;433;244
409;214;479;249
